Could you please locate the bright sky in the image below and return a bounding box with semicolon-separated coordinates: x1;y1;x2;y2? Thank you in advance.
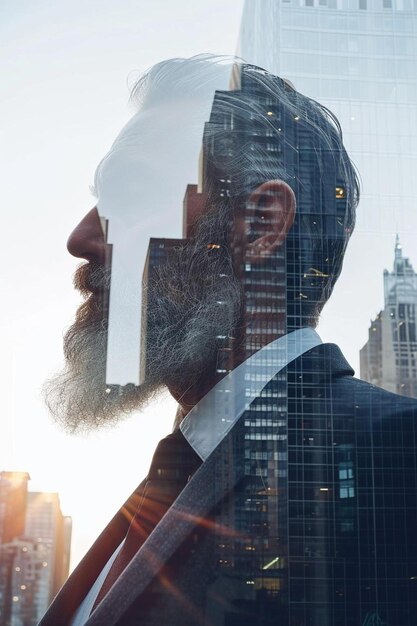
2;0;416;573
1;0;244;570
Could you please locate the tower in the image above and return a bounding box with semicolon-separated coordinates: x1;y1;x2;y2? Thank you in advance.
0;474;71;626
360;237;417;397
237;0;417;238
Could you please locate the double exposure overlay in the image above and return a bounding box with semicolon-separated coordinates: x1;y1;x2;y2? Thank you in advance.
29;2;417;626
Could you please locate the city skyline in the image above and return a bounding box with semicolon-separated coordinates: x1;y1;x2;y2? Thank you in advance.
0;471;71;625
361;236;417;397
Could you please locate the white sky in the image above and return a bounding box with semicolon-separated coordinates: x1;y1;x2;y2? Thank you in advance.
1;0;415;572
1;0;244;570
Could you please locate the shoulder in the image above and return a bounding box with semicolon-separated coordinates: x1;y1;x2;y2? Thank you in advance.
289;341;417;422
333;378;416;433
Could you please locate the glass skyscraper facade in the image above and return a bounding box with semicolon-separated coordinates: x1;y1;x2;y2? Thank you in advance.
230;5;417;625
127;51;417;623
0;472;71;626
238;0;417;319
238;0;417;203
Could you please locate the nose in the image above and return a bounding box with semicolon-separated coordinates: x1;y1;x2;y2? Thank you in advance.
67;207;107;264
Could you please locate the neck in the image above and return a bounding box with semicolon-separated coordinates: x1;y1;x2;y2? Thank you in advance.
168;320;296;422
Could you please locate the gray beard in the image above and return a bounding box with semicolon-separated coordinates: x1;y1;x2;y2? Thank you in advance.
43;206;242;433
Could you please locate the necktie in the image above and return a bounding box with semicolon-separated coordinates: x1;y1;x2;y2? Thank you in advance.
92;430;201;609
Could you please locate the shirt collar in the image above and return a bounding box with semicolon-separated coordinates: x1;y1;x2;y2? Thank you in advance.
180;327;322;461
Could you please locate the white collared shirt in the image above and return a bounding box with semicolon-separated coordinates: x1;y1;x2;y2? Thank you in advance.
180;327;322;460
70;540;125;626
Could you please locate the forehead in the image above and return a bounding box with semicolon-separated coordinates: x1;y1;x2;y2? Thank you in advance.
93;65;231;386
95;97;225;226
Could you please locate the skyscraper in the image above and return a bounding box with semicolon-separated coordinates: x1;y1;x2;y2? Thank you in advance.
233;7;417;625
0;473;71;626
237;0;417;369
154;65;356;626
25;492;72;605
0;472;30;544
237;0;417;238
360;237;417;397
132;47;417;623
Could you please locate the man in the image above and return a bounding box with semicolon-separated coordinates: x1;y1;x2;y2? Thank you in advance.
41;59;417;626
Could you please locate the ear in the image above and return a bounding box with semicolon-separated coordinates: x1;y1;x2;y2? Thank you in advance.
245;179;296;263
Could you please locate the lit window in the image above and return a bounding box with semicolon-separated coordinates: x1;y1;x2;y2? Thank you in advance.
335;187;345;198
266;143;280;152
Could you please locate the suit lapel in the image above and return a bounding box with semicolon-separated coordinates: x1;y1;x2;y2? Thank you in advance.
84;444;225;626
41;343;354;626
84;343;354;626
38;479;147;626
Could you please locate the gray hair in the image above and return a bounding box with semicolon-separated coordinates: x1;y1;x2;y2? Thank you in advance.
201;64;360;327
131;55;360;328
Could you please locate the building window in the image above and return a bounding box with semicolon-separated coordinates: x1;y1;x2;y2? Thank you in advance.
266;143;280;152
340;486;355;499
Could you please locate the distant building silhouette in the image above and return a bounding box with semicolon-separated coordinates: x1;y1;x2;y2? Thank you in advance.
0;472;71;626
360;237;417;398
0;472;30;544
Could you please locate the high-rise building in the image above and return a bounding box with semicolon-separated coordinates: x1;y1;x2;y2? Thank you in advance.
0;473;71;626
360;237;417;397
134;29;417;618
136;57;355;619
0;472;30;544
233;8;417;625
25;492;72;607
237;0;417;236
142;42;415;626
237;1;417;372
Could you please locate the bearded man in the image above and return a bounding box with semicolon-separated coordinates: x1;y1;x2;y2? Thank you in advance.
40;58;417;626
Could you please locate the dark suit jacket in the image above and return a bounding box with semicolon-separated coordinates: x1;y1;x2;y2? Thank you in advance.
39;344;417;626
